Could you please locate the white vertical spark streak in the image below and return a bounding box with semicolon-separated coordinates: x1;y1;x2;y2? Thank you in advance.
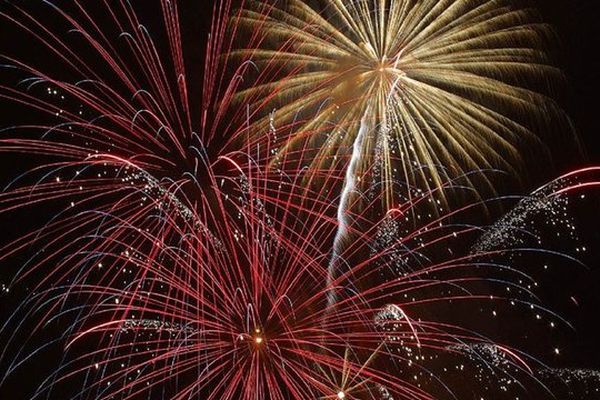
327;108;371;304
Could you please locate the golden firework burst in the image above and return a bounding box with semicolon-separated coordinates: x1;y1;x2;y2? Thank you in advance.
233;0;573;209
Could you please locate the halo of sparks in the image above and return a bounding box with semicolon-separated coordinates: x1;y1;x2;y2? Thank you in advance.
0;1;599;400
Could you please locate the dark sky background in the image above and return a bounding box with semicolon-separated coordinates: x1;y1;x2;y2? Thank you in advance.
535;0;600;162
0;0;599;398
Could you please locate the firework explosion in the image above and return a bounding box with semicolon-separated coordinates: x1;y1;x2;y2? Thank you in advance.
0;1;599;400
232;0;577;207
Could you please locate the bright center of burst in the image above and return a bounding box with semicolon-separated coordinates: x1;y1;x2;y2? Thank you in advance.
337;391;346;399
254;336;263;345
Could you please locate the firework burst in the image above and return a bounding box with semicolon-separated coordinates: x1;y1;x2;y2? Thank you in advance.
232;0;576;208
1;158;598;399
0;0;266;240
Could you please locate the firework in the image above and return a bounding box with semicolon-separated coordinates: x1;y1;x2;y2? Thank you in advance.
1;160;597;399
0;1;598;399
0;0;268;242
232;0;575;208
0;1;279;394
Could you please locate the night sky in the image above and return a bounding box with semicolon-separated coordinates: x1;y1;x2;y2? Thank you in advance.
1;1;600;399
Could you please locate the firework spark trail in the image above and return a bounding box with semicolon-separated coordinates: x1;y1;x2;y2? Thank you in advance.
327;107;371;304
473;166;600;253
